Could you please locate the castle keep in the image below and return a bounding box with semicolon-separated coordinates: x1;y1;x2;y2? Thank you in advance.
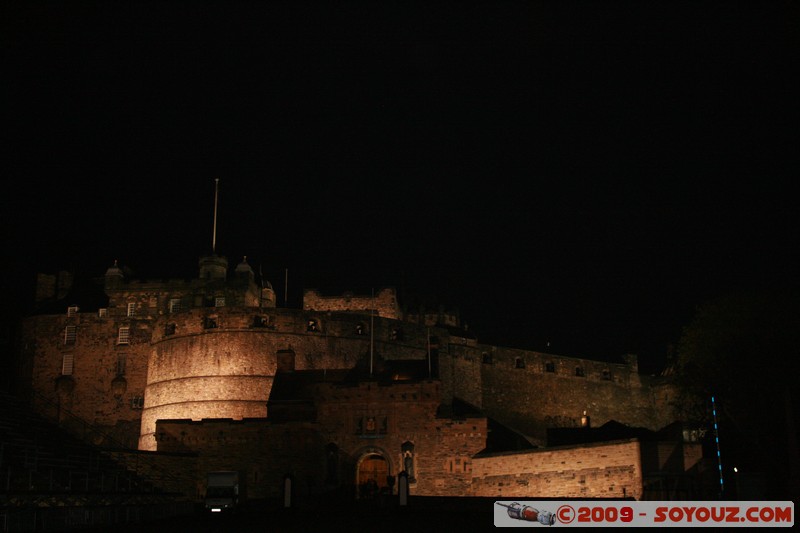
16;249;706;501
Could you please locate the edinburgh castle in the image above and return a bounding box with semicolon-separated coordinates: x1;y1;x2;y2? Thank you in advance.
9;242;717;503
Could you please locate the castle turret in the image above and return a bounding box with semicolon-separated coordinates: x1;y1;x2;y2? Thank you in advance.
235;256;254;283
199;254;228;281
261;279;276;308
104;260;125;290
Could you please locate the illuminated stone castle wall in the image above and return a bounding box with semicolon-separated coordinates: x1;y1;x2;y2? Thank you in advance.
18;256;685;499
470;439;644;499
18;311;150;448
302;288;401;319
140;306;445;450
156;380;487;498
446;345;675;446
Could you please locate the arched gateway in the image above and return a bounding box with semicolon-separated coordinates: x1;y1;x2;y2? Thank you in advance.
355;449;392;498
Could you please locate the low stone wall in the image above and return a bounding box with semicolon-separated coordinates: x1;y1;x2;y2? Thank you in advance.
470;439;642;500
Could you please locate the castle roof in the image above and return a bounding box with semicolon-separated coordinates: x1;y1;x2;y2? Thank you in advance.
546;420;660;447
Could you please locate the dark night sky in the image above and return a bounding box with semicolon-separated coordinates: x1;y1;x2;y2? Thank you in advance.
3;1;798;373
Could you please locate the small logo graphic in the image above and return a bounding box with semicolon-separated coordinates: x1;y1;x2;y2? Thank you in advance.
496;502;556;525
556;504;576;524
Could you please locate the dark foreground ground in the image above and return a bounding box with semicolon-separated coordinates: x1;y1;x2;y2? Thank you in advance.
84;496;500;532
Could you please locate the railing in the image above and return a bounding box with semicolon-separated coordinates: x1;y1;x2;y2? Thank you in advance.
0;499;197;532
2;390;191;498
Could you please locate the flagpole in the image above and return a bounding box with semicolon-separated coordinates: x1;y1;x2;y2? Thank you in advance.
427;327;431;379
212;178;219;254
370;288;375;377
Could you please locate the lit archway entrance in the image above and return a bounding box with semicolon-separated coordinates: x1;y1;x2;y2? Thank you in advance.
356;453;389;498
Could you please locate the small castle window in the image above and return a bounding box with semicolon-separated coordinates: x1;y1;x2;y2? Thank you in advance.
61;353;74;375
67;306;79;317
390;328;404;341
545;362;555;373
127;302;136;317
116;354;126;376
98;308;108;318
130;396;144;409
252;315;268;328
602;369;611;380
515;357;525;369
575;367;585;377
215;296;226;307
204;317;218;329
355;323;365;336
481;353;492;365
64;325;77;345
165;323;176;336
307;319;318;332
117;327;130;345
169;298;181;313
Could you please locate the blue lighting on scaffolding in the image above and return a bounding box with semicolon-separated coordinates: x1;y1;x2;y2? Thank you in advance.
711;395;724;495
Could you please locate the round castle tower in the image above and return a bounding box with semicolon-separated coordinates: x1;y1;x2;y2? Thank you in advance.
138;254;281;450
138;254;435;451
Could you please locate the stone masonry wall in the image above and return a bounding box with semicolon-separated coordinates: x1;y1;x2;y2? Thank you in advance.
446;344;674;446
316;380;487;497
470;439;643;499
141;307;448;450
156;418;329;500
23;313;150;448
303;288;401;319
156;379;488;499
141;327;277;450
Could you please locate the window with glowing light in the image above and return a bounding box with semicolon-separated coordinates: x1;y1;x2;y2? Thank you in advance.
64;325;77;345
117;327;130;345
61;353;74;375
127;302;136;317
